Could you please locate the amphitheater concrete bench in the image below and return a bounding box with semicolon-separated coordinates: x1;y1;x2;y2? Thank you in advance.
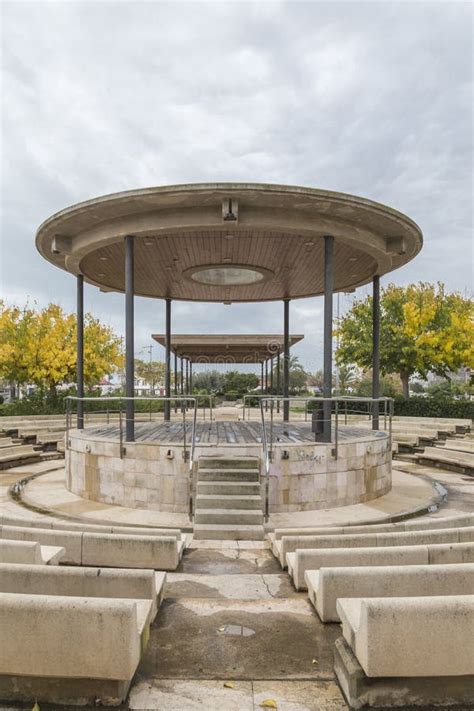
441;438;474;453
277;525;474;568
0;592;152;705
288;541;474;590
416;446;474;475
268;514;474;561
334;595;474;709
0;445;42;469
0;525;185;569
0;539;64;565
307;562;474;621
0;562;166;621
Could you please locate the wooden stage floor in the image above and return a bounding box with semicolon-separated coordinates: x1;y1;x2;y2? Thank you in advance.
84;421;385;445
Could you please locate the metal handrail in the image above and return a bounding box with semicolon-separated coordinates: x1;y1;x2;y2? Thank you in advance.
259;398;270;522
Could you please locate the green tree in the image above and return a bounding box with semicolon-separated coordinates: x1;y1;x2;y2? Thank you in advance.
223;370;259;395
335;282;474;400
190;370;225;393
135;359;166;394
273;355;308;393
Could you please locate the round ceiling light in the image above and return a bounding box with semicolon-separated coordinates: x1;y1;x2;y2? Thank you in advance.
185;264;273;287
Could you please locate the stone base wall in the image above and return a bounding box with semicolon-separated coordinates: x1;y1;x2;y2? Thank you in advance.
66;430;391;514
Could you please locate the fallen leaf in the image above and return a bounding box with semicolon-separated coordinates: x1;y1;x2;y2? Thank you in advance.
32;704;40;711
312;658;319;665
260;701;278;709
223;682;235;689
218;626;226;632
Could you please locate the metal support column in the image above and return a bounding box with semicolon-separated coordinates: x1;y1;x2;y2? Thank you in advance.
189;362;193;394
264;358;268;411
276;350;281;414
164;298;171;421
372;275;380;430
76;274;84;429
180;358;184;395
323;235;334;443
283;299;290;421
185;359;189;394
125;235;135;442
174;351;178;413
270;356;274;393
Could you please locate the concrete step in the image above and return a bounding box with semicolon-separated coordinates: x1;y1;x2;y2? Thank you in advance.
198;468;260;482
193;523;264;540
196;481;261;496
195;494;263;510
194;508;264;525
198;457;260;470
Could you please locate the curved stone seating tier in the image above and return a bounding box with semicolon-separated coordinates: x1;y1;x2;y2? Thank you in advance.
0;539;64;566
288;542;474;591
415;446;474;475
269;514;474;566
0;438;15;448
0;562;166;622
441;439;474;453
0;445;42;470
306;562;474;621
0;512;187;541
0;592;151;705
0;524;186;570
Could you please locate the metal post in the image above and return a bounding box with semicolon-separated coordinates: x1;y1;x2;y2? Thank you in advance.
372;275;380;430
180;358;184;395
264;358;268;412
76;275;84;430
164;298;171;421
125;235;135;442
189;362;193;394
185;359;189;395
270;356;274;394
174;351;178;414
276;350;281;414
260;361;264;406
283;299;290;421
323;235;334;442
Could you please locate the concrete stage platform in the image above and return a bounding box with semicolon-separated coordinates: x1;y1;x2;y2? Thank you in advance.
6;464;442;533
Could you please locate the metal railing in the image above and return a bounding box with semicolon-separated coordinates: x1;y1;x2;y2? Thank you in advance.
65;395;199;520
258;395;394;522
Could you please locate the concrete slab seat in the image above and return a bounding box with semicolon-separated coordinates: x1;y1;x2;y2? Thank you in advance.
270;515;474;566
416;446;474;475
334;595;474;709
0;445;42;470
290;541;474;591
0;592;152;706
0;525;184;570
0;562;166;622
0;438;15;448
307;562;474;622
0;539;64;566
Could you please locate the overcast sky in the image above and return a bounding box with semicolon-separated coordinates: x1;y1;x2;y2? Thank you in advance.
1;0;472;373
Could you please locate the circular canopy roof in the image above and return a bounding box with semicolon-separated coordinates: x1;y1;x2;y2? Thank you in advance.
36;183;422;302
151;334;304;363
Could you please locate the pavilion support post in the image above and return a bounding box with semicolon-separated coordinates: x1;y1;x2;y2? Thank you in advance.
125;235;135;442
270;356;274;393
276;350;281;414
372;275;380;430
260;362;264;401
180;358;184;395
76;274;84;430
283;299;290;421
323;235;334;443
164;298;171;421
174;351;178;413
186;359;189;395
189;362;193;394
264;358;268;411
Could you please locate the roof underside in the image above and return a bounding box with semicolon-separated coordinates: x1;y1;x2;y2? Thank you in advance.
151;334;304;362
36;183;423;302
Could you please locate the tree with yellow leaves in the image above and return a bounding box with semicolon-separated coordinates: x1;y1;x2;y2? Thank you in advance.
0;300;123;399
335;283;474;399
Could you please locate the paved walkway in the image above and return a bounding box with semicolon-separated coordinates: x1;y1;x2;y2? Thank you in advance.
129;541;347;710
